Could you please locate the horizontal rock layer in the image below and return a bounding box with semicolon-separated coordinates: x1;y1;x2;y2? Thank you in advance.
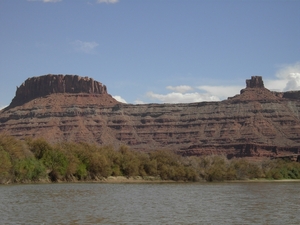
1;75;300;159
10;74;107;107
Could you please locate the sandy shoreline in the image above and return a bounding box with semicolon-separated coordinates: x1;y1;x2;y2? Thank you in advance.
98;176;300;183
3;176;300;185
51;177;300;184
99;176;177;183
227;178;300;183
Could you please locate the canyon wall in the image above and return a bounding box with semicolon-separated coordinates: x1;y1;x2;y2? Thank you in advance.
1;75;300;159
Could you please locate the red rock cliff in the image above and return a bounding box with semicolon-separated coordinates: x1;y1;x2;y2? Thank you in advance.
2;75;300;159
10;74;108;107
246;76;264;88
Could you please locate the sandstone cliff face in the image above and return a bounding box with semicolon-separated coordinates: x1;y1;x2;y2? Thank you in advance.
1;75;300;159
10;74;108;107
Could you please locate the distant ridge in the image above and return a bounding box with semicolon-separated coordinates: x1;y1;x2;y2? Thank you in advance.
1;75;300;160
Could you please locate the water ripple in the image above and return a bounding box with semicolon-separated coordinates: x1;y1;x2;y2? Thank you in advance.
0;182;299;224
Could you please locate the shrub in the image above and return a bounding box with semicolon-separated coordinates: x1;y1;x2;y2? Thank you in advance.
0;147;13;182
199;156;227;181
0;134;28;160
54;142;81;179
228;158;263;180
144;159;158;176
88;152;112;178
184;166;199;181
263;159;300;180
28;138;53;159
76;163;88;180
41;149;68;181
14;157;46;181
119;146;141;177
5;134;300;183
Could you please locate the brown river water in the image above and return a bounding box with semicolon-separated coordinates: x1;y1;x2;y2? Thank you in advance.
0;182;299;224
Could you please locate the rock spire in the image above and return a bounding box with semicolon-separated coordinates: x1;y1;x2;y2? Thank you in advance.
246;76;264;88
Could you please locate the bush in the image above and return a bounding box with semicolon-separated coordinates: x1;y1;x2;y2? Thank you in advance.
119;146;141;177
54;142;81;180
41;149;68;181
4;134;300;183
144;159;158;176
28;138;53;159
263;159;300;180
228;158;263;180
148;150;198;181
0;134;28;160
14;157;46;181
88;152;111;178
198;156;227;181
75;163;88;180
0;147;12;182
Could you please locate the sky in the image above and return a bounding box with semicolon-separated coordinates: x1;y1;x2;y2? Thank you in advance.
0;0;300;109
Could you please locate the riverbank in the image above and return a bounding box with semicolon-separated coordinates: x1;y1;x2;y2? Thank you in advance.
227;178;300;183
2;135;300;184
92;177;300;184
3;175;300;185
0;176;178;185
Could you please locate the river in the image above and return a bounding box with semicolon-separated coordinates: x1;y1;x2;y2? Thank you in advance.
0;182;299;224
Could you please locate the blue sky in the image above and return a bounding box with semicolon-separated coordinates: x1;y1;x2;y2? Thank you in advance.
1;0;300;109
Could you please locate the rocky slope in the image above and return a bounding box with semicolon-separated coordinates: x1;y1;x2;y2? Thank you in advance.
1;74;300;159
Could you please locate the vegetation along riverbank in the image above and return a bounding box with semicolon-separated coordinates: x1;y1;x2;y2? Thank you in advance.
1;133;300;184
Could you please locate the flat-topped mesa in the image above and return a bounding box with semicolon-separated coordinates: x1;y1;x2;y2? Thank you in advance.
10;74;108;106
246;76;264;88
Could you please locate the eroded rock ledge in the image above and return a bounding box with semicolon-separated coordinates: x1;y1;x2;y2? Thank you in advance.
2;75;300;159
10;74;108;107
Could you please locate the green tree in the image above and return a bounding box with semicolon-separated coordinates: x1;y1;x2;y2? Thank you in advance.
14;157;46;181
0;133;28;160
0;147;12;182
41;149;68;181
200;156;227;181
76;163;88;180
88;152;111;178
28;138;53;159
119;146;140;177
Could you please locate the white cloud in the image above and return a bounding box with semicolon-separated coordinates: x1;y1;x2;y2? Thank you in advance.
134;100;145;104
275;62;300;91
166;85;194;93
113;95;127;103
71;40;99;54
138;62;300;104
197;85;243;100
264;61;300;92
264;79;287;91
284;73;300;91
97;0;119;4
147;91;219;103
144;83;243;104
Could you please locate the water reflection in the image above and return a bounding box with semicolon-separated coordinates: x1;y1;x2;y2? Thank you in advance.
0;182;299;224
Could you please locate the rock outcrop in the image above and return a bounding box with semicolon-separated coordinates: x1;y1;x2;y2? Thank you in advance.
1;75;300;159
246;76;264;88
229;76;280;102
10;74;108;107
